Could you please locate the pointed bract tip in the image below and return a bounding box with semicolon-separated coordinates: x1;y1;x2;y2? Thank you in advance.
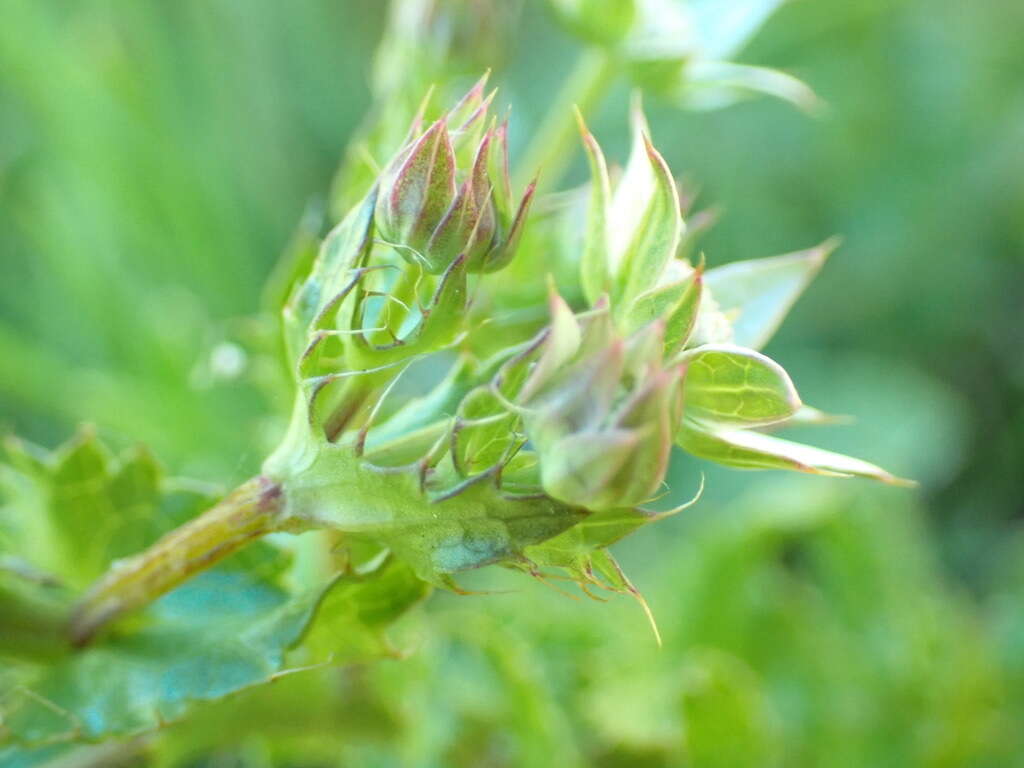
882;473;919;489
640;131;660;160
545;273;562;303
521;175;539;200
634;587;663;648
629;90;651;137
407;84;437;136
458;71;491;105
815;235;843;263
573;104;590;136
657;472;706;518
457;86;498;131
591;293;611;312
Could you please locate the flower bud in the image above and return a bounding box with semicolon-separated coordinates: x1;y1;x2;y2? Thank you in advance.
512;300;684;511
374;81;535;274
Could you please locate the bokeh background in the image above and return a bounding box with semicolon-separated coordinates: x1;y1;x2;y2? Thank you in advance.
1;0;1022;765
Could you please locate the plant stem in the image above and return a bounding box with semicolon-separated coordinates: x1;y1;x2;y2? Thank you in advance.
515;47;618;194
69;475;286;646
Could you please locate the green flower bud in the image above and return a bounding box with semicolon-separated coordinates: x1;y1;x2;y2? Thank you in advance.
375;80;535;274
507;295;685;511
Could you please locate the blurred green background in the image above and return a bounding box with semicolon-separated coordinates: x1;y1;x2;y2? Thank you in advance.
1;0;1022;765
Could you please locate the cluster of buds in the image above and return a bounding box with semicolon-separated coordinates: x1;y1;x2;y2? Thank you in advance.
62;78;909;653
291;78;542;425
477;290;681;511
375;75;535;274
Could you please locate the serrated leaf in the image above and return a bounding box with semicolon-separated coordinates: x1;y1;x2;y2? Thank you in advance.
704;241;834;350
680;345;801;427
48;432;117;586
0;434;332;748
678;422;913;485
0;567;326;746
2;430;218;590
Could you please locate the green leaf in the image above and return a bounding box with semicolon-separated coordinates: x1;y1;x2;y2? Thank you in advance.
0;568;326;746
679;345;801;427
678;422;914;485
576;109;612;305
665;266;704;354
606;100;654;270
452;387;519;477
622;275;687;335
0;742;94;768
1;430;217;590
0;569;70;662
417;253;468;351
523;505;666;573
0;433;357;748
622;265;703;348
302;557;430;664
285;188;377;363
615;135;684;309
704;240;835;350
679;60;820;113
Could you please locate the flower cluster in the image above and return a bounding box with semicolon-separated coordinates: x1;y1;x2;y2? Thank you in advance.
67;79;907;651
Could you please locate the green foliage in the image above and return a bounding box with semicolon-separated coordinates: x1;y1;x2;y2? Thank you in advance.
52;485;1007;768
0;433;428;753
1;0;1020;764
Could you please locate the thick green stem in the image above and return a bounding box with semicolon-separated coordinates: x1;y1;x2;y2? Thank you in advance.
515;47;618;194
69;475;286;646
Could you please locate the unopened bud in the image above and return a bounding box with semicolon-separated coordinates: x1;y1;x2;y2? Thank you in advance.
375;80;535;274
